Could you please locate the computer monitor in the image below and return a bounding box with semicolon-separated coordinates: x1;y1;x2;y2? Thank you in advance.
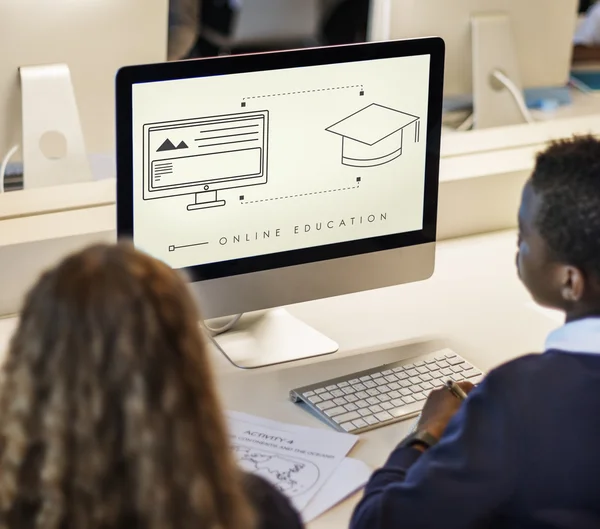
116;39;444;368
0;0;168;188
368;0;579;129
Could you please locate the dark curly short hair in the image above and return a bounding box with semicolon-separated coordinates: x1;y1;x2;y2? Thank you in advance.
530;135;600;277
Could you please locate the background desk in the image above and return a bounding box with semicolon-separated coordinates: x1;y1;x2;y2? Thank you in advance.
0;229;561;528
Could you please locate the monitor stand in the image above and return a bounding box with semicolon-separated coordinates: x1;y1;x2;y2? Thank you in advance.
209;308;339;369
20;64;93;189
470;13;530;129
187;190;226;210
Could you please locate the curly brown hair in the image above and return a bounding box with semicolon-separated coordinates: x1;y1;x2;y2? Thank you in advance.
0;243;255;529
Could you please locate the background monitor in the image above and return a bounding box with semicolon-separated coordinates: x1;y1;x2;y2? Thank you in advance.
116;39;444;368
0;0;168;185
368;0;579;128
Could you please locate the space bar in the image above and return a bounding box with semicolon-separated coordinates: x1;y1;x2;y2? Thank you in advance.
389;401;424;419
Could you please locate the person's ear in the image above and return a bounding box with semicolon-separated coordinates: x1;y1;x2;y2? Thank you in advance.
560;266;585;302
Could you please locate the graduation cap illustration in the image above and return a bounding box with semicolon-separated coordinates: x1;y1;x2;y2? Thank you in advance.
326;103;421;168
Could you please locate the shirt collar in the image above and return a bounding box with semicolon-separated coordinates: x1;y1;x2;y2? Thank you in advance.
545;317;600;355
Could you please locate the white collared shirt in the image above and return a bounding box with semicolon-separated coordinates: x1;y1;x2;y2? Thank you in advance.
544;317;600;355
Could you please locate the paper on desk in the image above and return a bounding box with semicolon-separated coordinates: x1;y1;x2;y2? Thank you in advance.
302;457;371;523
226;411;358;512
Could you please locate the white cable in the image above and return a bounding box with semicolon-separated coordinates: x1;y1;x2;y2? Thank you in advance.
456;113;474;131
0;144;19;193
491;70;535;124
203;313;243;337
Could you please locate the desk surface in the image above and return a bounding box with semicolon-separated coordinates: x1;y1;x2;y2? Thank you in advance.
0;230;561;528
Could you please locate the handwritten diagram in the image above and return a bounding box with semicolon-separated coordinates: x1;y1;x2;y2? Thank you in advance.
326;103;421;168
232;446;320;497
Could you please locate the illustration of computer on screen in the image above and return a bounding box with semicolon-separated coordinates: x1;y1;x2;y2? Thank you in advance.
142;110;269;210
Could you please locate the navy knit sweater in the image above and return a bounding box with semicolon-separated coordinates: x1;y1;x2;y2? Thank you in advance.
350;349;600;529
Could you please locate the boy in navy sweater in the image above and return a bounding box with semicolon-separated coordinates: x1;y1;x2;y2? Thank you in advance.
350;135;600;529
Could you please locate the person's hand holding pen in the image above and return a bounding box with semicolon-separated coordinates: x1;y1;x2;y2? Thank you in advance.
411;379;474;446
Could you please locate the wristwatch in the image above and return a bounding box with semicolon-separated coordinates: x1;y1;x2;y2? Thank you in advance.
398;429;439;451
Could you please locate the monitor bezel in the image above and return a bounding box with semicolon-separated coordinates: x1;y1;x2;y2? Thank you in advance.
116;38;445;282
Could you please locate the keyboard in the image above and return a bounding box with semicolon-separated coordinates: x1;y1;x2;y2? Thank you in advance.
290;348;483;434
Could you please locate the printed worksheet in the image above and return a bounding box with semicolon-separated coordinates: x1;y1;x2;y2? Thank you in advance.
226;411;357;512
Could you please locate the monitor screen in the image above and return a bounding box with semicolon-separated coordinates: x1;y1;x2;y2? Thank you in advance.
118;40;443;281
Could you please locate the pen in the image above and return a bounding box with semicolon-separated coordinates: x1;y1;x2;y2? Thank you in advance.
445;379;468;400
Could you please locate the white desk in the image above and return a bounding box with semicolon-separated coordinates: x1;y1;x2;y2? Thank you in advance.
0;229;561;528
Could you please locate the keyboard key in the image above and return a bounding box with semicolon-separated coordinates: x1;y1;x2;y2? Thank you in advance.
424;358;437;364
349;378;360;385
356;391;369;399
392;367;404;373
437;360;449;368
340;421;357;432
420;381;433;391
380;401;394;411
321;391;333;400
429;369;442;378
414;361;425;367
315;388;326;394
326;385;337;391
356;399;369;409
325;406;346;417
333;397;347;406
390;400;423;418
331;389;344;398
445;353;457;359
451;365;463;373
364;415;379;425
344;403;358;412
346;394;358;403
400;379;412;388
375;411;393;422
372;377;386;386
338;381;349;388
448;357;464;366
385;375;398;383
377;394;391;403
463;368;480;378
335;411;361;424
352;418;368;429
369;404;383;413
469;374;484;384
317;401;336;411
409;376;422;385
434;354;446;361
419;373;432;382
364;381;376;389
367;388;380;397
354;383;367;391
402;395;416;404
308;395;323;404
388;390;401;399
359;375;372;382
406;369;419;377
304;390;315;397
382;370;393;376
358;408;371;417
388;382;400;390
416;366;429;374
400;388;412;397
441;368;453;376
413;392;427;401
366;397;379;406
342;387;356;395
